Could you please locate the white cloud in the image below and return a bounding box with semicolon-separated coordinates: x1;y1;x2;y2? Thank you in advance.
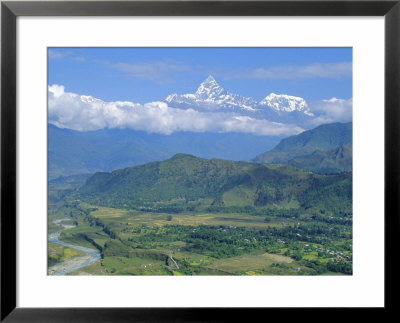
228;62;352;80
308;97;353;125
103;61;189;83
48;50;72;60
48;85;303;136
48;50;86;62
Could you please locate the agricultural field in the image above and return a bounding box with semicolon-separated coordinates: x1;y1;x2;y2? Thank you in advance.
48;242;86;267
49;200;352;276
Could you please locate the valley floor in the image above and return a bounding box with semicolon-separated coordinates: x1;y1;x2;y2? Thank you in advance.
48;202;352;276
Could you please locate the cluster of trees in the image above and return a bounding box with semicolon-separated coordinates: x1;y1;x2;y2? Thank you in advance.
327;259;352;275
310;214;352;225
254;186;285;207
206;206;301;218
117;224;352;274
138;204;195;213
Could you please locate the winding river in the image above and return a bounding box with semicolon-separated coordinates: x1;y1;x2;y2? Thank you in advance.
48;219;101;275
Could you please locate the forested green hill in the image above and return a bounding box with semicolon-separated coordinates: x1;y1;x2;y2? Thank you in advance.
287;145;352;174
253;122;352;164
77;154;352;213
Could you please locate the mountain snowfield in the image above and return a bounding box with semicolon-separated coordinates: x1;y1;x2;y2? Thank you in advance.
48;75;351;135
259;93;313;116
165;75;258;112
164;75;314;119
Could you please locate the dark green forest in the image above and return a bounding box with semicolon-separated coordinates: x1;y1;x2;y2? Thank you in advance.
76;154;352;214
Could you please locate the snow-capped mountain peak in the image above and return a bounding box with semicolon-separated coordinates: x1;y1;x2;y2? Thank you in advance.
260;93;313;116
164;75;257;111
201;75;218;87
195;75;226;100
163;76;315;120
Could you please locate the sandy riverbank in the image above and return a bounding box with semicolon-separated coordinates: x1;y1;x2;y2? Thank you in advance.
48;219;101;275
48;254;93;275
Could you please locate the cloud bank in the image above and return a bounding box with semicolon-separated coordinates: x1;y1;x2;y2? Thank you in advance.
308;97;353;125
48;85;304;136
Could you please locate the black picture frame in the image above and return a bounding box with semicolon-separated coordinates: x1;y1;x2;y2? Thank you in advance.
1;0;399;321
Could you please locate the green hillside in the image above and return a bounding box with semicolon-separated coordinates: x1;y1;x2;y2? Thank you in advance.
253;122;352;164
49;173;92;204
77;154;352;213
288;145;352;174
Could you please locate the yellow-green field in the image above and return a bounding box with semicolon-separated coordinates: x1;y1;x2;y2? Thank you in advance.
48;242;86;267
205;252;293;273
87;204;293;229
67;261;108;275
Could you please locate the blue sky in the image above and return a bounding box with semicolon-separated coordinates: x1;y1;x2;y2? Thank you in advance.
48;47;352;104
